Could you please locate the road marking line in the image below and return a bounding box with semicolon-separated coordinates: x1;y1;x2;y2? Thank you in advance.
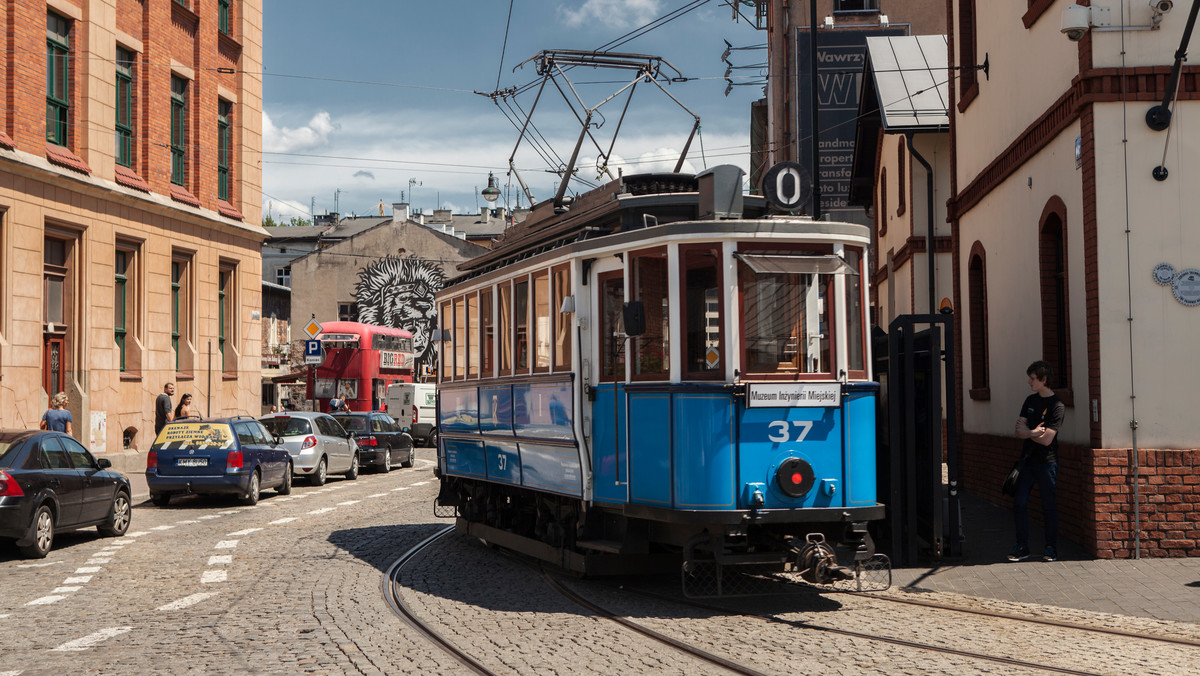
216;510;239;515
366;493;388;498
25;595;66;606
84;559;111;565
207;555;233;565
51;626;132;652
197;515;221;520
62;576;92;585
200;570;227;584
175;520;200;524
16;561;63;568
51;586;82;593
391;487;409;492
214;540;239;549
337;500;360;506
307;507;335;515
74;567;102;574
412;481;430;486
150;525;175;531
0;613;9;619
268;517;298;525
226;528;262;536
0;670;22;676
125;531;150;537
156;592;219;611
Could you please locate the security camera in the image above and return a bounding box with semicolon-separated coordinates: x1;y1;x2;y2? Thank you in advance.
1150;0;1173;14
1061;3;1091;41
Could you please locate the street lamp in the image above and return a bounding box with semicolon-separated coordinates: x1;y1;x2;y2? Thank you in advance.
481;172;501;203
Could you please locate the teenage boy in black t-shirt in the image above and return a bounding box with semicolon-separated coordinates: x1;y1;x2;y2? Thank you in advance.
1008;360;1066;563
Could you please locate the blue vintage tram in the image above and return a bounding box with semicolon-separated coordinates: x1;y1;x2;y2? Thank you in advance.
433;167;885;590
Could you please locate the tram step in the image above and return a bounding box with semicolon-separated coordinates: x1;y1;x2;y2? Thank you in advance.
575;539;624;554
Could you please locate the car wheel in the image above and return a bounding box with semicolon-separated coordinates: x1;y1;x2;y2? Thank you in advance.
402;446;414;468
427;429;438;449
380;447;391;473
151;493;172;508
278;462;293;495
19;505;54;559
311;457;328;486
346;453;359;480
98;491;131;537
240;470;261;506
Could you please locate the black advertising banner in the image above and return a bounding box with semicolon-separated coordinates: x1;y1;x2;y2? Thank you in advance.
795;27;903;223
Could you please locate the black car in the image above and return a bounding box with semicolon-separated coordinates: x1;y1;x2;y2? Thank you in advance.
0;430;132;558
330;412;414;472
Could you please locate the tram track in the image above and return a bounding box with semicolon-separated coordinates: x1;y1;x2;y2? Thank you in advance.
570;578;1166;676
385;526;498;676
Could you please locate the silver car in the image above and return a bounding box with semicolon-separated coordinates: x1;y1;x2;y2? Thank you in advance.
259;412;359;486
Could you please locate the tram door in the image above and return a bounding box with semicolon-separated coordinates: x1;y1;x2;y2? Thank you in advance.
882;314;960;566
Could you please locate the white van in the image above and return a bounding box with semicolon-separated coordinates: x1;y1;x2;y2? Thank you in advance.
386;383;437;447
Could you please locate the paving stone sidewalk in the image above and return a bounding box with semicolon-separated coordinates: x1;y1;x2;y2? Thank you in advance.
891;492;1200;623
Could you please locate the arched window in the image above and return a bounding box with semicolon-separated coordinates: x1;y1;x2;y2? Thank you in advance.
1039;198;1071;391
968;243;989;398
879;167;888;236
896;142;906;216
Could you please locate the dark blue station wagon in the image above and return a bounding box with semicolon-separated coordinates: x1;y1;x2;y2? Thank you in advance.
146;417;291;507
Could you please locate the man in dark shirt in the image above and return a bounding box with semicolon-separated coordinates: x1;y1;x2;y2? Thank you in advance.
1008;361;1066;563
155;382;176;436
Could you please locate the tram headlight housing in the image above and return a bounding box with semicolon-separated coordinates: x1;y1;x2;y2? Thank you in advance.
776;457;816;498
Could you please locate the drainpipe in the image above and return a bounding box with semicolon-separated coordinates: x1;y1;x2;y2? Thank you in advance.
906;134;936;313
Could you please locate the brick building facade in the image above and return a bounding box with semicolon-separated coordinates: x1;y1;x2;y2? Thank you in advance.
0;0;265;473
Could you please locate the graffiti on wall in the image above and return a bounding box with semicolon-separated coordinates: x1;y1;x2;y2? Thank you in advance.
353;254;445;372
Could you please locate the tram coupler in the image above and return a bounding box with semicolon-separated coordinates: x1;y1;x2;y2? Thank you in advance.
843;521;876;562
796;533;855;584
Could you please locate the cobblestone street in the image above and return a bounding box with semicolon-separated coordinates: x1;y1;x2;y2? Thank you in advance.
2;452;1198;675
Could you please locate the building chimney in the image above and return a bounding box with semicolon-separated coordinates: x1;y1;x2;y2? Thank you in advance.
392;203;410;223
480;206;489;222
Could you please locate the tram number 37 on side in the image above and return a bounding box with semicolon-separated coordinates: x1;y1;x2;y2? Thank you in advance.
767;420;813;443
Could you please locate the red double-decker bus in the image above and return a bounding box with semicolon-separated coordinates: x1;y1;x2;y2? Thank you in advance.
307;321;415;412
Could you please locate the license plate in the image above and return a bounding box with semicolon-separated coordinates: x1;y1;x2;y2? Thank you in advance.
176;457;207;467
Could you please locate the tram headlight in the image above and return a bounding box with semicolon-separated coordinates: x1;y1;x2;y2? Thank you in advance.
776;457;816;498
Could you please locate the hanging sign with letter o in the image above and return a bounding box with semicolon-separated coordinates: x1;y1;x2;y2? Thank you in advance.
762;161;811;212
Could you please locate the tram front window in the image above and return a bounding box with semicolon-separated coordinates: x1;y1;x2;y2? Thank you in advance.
740;265;831;375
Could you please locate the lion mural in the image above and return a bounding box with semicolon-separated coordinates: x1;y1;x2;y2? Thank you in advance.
353;254;445;372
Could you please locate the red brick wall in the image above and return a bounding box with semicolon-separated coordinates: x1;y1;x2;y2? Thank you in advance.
1;0;252;217
1084;449;1200;559
962;432;1200;558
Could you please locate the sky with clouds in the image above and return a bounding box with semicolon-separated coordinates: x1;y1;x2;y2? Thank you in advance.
261;0;765;223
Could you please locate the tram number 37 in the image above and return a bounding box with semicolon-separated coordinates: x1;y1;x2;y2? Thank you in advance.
767;420;813;443
497;454;507;471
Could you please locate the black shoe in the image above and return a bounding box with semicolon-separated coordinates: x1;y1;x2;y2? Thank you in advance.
1007;545;1031;562
1042;546;1058;562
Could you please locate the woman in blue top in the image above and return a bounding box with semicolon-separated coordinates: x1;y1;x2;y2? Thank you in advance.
40;391;73;435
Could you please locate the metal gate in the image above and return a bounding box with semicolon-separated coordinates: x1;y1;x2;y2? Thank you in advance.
879;314;961;566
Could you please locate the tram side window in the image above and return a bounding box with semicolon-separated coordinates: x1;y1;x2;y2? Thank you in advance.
453;296;466;379
552;264;571;371
532;270;550;372
514;278;530;373
599;271;625;379
499;283;513;375
682;245;723;379
480;288;493;377
467;292;479;378
631;249;669;379
439;300;451;380
739;258;832;376
844;248;865;374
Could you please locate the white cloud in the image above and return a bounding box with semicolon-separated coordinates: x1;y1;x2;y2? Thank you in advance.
559;0;662;29
262;111;338;153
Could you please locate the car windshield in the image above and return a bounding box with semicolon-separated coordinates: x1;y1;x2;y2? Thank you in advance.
259;416;313;437
331;415;369;433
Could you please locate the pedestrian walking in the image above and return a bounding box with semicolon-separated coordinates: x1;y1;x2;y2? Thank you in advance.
155;382;176;435
40;392;73;435
1008;360;1065;563
174;393;196;419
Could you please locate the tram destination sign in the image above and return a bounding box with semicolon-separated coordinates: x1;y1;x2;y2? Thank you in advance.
746;382;841;408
